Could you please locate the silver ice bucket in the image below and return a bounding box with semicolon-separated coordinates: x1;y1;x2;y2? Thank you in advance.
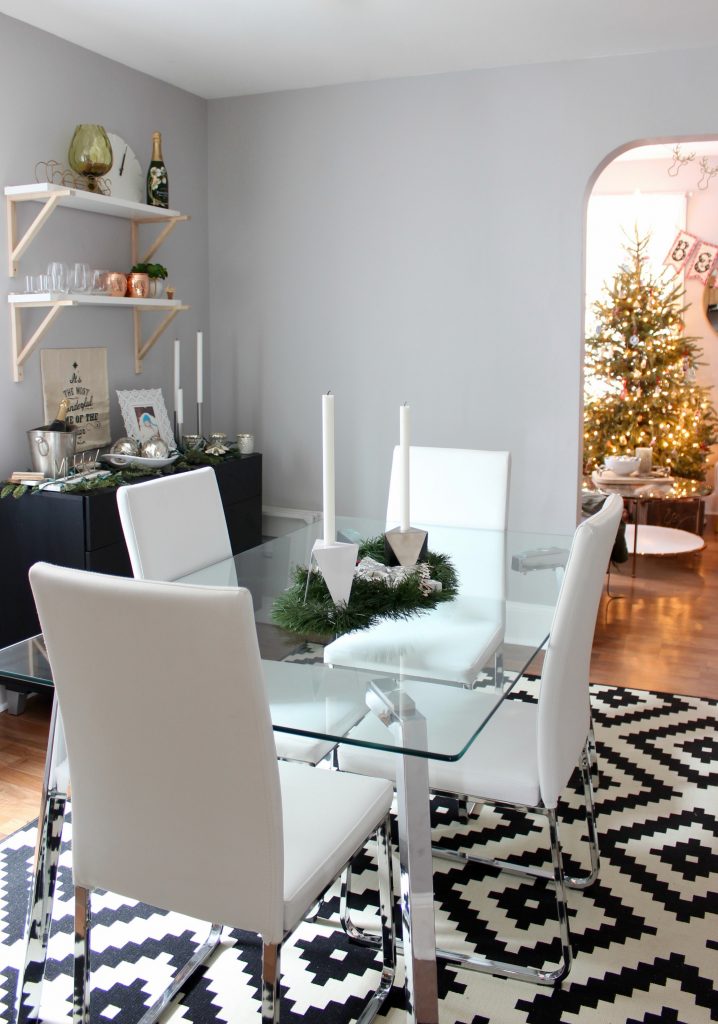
26;429;77;477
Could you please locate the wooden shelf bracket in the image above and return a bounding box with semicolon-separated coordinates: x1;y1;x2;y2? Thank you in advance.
133;304;190;373
10;302;68;381
130;215;190;266
6;190;71;276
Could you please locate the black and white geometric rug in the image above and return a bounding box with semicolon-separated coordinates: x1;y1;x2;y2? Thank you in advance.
1;676;716;1024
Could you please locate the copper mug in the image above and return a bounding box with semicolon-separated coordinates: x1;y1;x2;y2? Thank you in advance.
94;271;127;297
126;272;149;298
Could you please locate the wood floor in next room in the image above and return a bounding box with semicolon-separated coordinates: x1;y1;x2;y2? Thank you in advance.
0;525;716;840
591;519;718;699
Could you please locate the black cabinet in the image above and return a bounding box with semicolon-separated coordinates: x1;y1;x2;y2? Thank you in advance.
0;455;262;649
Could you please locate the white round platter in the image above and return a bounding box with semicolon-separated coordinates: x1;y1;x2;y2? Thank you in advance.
100;452;179;469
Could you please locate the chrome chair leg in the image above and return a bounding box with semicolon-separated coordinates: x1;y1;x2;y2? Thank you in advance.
72;881;223;1024
547;809;573;981
16;792;67;1024
433;758;600;892
340;863;359;940
136;924;223;1024
428;806;573;985
344;796;581;985
356;817;396;1024
322;822;397;1021
73;886;91;1024
17;696;68;1024
587;718;599;792
261;940;281;1024
456;799;471;825
493;649;504;688
564;746;600;890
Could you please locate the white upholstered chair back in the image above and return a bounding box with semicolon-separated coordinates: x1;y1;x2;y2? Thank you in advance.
386;446;510;530
117;467;232;581
386;446;511;599
29;563;285;942
537;493;622;809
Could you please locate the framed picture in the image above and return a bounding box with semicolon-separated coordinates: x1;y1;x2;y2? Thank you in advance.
117;388;176;448
41;348;111;452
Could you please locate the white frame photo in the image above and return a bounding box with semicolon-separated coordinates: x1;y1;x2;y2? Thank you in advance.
116;388;176;448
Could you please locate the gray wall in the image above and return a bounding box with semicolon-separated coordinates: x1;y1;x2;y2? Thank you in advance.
0;14;208;477
3;16;717;534
207;48;718;531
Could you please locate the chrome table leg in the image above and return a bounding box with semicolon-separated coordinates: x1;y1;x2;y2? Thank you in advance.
367;683;439;1024
16;697;68;1024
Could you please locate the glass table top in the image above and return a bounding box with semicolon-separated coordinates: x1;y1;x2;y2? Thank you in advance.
0;517;574;761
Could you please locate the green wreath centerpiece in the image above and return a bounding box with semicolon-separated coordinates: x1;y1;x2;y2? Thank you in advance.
272;535;458;640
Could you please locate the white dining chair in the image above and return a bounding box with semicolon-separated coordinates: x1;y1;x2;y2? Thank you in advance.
337;492;624;985
29;563;396;1024
324;447;511;686
117;466;231;580
386;444;511;532
117;468;336;766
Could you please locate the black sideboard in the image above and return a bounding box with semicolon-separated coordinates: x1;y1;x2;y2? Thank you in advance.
0;455;262;656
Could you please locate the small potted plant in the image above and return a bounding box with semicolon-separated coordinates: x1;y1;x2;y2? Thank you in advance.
128;262;168;298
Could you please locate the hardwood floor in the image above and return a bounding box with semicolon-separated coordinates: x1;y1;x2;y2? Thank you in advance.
591;518;718;698
1;523;716;839
0;690;53;839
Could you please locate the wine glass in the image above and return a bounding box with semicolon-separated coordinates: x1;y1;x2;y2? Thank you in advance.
47;262;69;295
72;263;91;293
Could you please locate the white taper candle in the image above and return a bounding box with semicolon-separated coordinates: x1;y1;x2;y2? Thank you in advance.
177;387;184;427
173;339;181;411
322;392;336;544
400;403;410;531
196;331;203;404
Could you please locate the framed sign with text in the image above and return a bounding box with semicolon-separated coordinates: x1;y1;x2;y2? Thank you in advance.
41;348;111;452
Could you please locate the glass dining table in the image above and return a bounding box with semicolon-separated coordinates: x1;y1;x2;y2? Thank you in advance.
3;517;574;1024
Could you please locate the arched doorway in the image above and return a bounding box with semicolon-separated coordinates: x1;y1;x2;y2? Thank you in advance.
583;138;718;517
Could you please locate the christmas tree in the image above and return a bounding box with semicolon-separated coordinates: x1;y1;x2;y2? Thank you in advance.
583;231;718;480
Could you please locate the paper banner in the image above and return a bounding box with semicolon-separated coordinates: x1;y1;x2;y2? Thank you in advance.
663;231;699;274
686;241;718;284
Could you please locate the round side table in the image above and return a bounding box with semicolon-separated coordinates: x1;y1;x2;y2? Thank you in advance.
624;523;705;557
586;471;712;577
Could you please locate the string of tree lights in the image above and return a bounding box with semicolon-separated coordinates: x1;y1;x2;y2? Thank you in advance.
583;231;718;481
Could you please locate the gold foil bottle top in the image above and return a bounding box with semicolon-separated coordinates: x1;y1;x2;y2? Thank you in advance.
151;132;163;161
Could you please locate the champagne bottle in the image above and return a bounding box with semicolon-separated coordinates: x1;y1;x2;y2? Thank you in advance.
146;131;169;208
43;399;72;432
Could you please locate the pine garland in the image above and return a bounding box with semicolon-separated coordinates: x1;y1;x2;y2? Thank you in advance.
272;535;458;640
1;447;248;499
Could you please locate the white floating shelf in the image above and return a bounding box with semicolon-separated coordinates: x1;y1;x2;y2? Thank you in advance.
5;181;190;380
8;292;184;310
4;182;182;221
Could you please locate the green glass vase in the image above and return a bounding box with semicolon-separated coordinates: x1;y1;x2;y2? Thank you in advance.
68;124;113;192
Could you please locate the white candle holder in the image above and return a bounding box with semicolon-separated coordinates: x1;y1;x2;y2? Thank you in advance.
312;538;358;607
384;526;428;567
